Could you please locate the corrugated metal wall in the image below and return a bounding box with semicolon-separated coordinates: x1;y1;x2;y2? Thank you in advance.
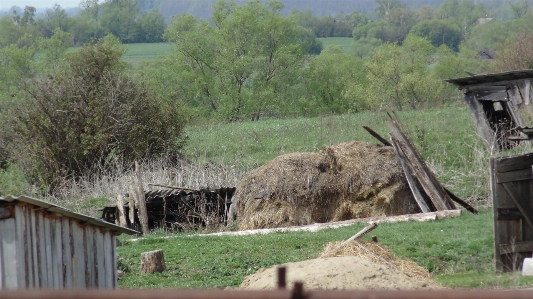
0;203;117;289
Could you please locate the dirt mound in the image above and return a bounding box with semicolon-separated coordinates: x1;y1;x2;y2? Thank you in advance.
239;256;439;290
320;240;439;287
229;141;419;230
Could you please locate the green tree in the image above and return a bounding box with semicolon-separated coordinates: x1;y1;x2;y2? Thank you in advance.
0;35;188;189
375;0;405;20
410;19;462;51
165;0;313;121
100;0;141;43
364;35;444;110
137;9;166;42
305;46;367;114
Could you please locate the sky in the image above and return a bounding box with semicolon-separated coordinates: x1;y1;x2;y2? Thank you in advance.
0;0;81;9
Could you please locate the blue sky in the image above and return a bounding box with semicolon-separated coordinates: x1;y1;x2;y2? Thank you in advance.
0;0;80;9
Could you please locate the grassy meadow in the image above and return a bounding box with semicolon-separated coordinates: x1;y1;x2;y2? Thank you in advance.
318;37;353;54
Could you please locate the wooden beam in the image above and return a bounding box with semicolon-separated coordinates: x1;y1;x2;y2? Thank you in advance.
115;194;128;228
387;119;455;211
502;182;533;230
496;168;532;184
135;161;150;235
363;126;392;146
390;135;431;213
499;240;533;255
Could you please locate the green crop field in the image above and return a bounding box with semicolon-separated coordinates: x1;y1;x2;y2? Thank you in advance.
318;37;353;54
122;42;175;63
119;38;353;64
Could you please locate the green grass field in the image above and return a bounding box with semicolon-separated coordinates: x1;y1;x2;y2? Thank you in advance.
117;209;533;289
318;37;353;54
122;42;175;63
120;38;353;63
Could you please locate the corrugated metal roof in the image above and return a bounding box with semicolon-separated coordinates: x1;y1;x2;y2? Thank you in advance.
445;69;533;87
0;195;139;236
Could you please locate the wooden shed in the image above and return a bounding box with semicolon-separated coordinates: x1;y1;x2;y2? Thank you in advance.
0;195;138;289
446;70;533;152
491;153;533;272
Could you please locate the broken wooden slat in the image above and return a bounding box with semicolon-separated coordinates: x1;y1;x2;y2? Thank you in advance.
328;222;378;255
363;126;392;146
443;188;478;214
387;119;455;211
147;183;197;191
390;135;431;213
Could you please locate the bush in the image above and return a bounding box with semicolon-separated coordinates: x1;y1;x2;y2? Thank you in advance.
0;36;189;190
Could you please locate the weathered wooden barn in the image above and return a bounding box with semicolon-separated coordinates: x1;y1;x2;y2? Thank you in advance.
0;195;138;289
446;69;533;151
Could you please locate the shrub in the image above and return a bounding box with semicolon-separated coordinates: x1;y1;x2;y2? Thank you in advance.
0;36;189;190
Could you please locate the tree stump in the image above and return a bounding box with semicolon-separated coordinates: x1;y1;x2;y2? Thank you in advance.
140;249;166;274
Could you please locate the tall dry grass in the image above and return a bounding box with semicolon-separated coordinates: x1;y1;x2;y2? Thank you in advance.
44;155;251;217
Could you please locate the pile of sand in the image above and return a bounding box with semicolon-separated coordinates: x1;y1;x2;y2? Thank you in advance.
228;141;419;230
239;256;439;290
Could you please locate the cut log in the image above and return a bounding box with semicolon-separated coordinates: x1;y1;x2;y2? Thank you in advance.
115;194;128;228
140;249;166;274
135;161;150;235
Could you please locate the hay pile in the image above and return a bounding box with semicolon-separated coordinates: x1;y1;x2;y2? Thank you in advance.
320;240;438;287
229;141;419;230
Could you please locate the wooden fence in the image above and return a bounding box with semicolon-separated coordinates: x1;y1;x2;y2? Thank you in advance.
491;153;533;272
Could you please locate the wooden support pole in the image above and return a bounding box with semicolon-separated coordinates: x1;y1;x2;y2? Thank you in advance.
135;161;150;235
328;222;378;255
115;194;128;228
140;250;166;274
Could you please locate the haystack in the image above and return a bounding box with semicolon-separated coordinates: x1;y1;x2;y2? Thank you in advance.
228;141;419;230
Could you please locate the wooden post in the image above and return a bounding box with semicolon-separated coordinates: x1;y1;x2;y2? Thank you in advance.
128;188;136;228
115;194;128;228
135;161;150;235
140;250;166;274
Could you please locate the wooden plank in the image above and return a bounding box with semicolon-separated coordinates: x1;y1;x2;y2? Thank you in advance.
474;90;508;102
496;168;532;183
495;153;533;173
52;216;63;289
497;208;523;220
135;161;150;235
103;231;113;288
25;205;34;288
111;236;117;288
30;208;40;288
61;218;72;288
491;157;503;272
71;222;86;288
465;91;496;151
41;213;52;288
85;226;95;288
500;240;533;255
38;212;49;288
128;189;136;229
387;119;454;211
363;126;392;146
504;99;525;128
1;218;18;288
0;219;3;288
115;194;128;228
14;205;27;288
502;182;533;230
444;187;478;214
390;136;431;213
95;229;105;288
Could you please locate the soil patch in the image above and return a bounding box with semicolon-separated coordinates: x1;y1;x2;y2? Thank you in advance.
239;256;439;290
